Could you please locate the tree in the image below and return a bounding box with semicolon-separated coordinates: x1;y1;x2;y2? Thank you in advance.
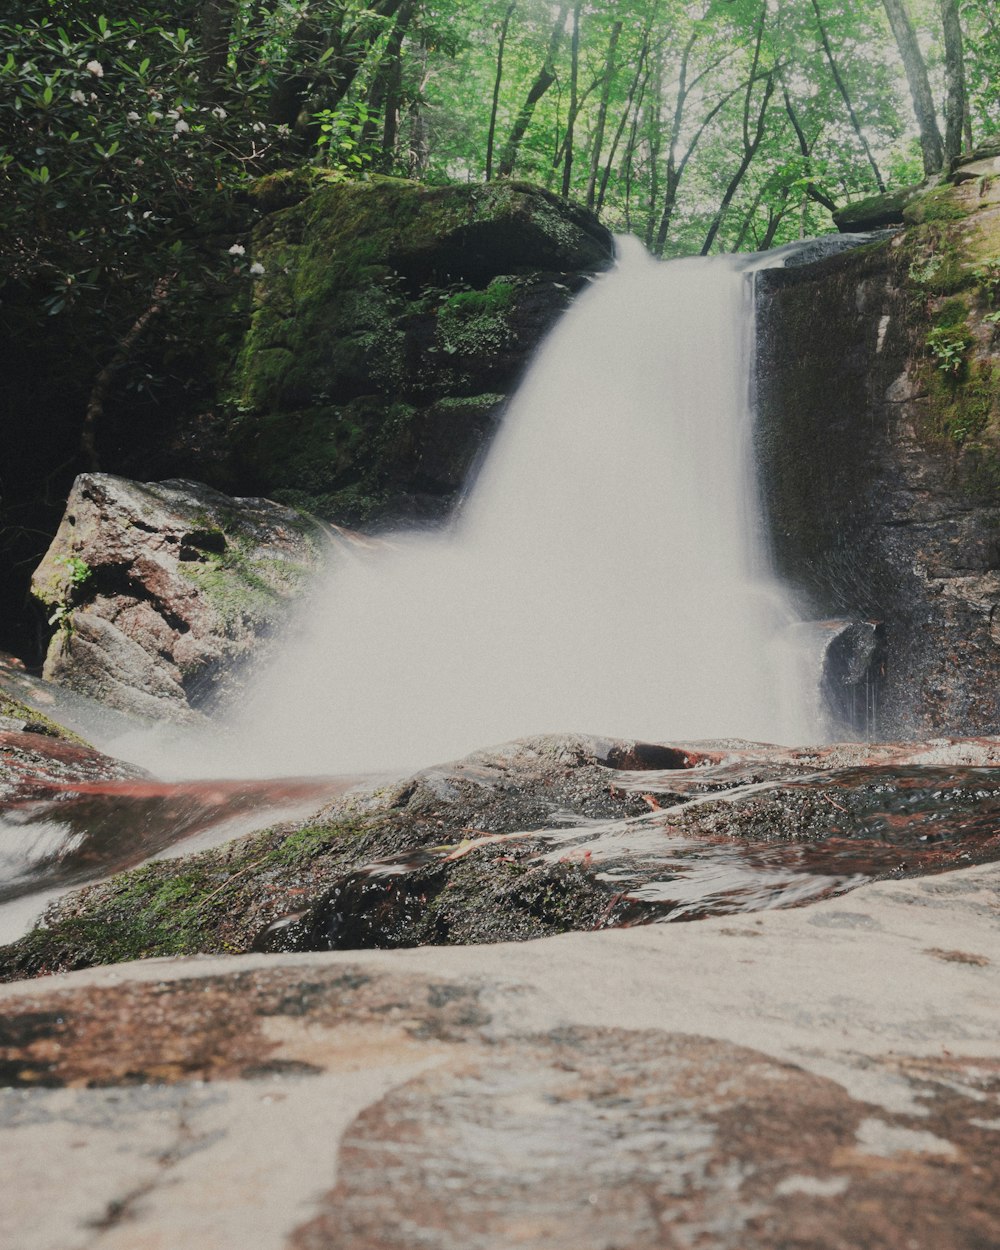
880;0;946;173
940;0;969;163
496;2;570;178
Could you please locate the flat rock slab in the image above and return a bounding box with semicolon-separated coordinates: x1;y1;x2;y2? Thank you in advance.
1;859;998;1249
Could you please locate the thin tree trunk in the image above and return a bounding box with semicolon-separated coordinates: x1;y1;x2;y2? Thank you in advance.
497;2;570;179
784;89;839;213
810;0;886;191
561;2;582;196
699;74;775;254
371;0;415;169
643;47;664;247
486;0;516;181
653;75;745;254
199;0;236;98
700;16;775;259
585;18;623;209
81;276;174;472
940;0;968;164
881;0;945;174
597;33;652;215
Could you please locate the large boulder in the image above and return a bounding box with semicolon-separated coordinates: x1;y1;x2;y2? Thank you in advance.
31;474;326;723
756;168;1000;736
5;729;1000;978
227;175;615;524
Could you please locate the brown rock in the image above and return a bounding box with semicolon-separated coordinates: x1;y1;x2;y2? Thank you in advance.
31;473;326;722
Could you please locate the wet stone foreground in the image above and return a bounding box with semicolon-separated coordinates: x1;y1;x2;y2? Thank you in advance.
1;866;999;1249
5;731;1000;974
0;731;999;1247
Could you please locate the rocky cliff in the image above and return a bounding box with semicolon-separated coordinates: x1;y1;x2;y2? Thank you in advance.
227;174;614;525
756;154;1000;737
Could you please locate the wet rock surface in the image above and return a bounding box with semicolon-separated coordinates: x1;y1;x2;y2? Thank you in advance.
7;732;1000;979
1;859;998;1250
230;177;614;526
31;473;326;722
756;172;1000;738
0;731;145;807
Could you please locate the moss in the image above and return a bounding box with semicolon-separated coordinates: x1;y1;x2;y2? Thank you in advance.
903;184;971;226
177;534;314;634
934;296;972;327
224;177;611;523
0;814;377;978
0;691;86;742
832;183;928;231
436;280;516;358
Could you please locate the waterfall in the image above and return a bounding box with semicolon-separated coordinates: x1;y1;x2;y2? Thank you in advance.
208;237;820;777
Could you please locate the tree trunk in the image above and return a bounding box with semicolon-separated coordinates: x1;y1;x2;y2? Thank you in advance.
596;23;653;215
561;2;582;196
940;0;968;165
486;1;517;181
198;0;236;98
784;89;839;213
810;0;886;191
881;0;945;174
364;0;415;170
81;276;174;472
268;0;405;134
700;18;776;260
585;19;623;209
497;3;570;179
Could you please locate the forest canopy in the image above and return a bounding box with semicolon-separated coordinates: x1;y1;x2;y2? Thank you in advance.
0;0;996;379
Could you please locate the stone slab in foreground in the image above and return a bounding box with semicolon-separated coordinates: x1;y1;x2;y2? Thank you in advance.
1;860;998;1250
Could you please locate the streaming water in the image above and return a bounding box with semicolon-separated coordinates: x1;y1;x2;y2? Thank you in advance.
5;240;1000;950
211;238;818;779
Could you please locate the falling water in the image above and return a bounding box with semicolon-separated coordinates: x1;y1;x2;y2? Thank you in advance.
212;237;819;777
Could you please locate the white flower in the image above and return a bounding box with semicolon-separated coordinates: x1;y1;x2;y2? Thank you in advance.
149;110;163;121
174;119;189;133
251;121;266;133
126;111;140;122
228;244;246;256
249;262;265;276
86;60;104;77
211;106;227;120
70;89;87;104
166;109;180;120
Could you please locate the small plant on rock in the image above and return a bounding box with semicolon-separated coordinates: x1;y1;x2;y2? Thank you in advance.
47;555;91;630
926;324;972;376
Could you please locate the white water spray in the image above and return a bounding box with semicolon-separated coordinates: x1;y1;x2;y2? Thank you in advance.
209;238;819;776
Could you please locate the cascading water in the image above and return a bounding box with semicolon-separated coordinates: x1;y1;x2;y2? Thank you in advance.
205;237;820;778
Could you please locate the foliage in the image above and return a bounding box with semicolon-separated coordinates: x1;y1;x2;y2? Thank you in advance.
926;322;973;374
0;0;995;469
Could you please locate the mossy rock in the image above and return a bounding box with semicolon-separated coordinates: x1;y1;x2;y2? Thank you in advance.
833;184;921;232
226;178;612;528
0;690;85;742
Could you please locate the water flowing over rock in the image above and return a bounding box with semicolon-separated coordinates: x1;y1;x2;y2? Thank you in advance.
7;729;1000;979
228;176;615;526
31;474;326;723
210;240;818;782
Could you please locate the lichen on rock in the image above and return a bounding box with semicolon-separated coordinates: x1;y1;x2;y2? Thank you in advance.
31;473;327;723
